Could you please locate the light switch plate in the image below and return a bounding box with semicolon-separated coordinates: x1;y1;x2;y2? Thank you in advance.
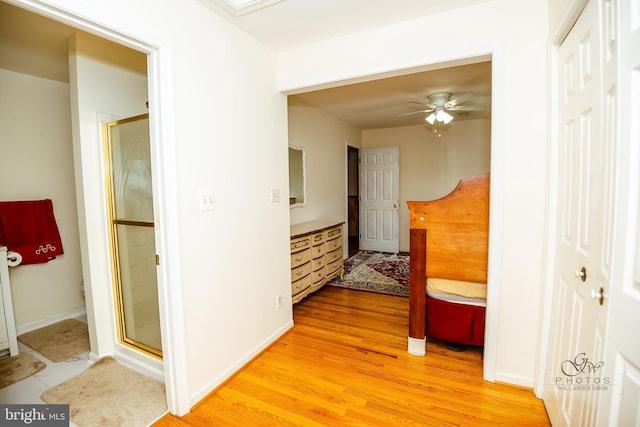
199;190;214;211
270;188;280;203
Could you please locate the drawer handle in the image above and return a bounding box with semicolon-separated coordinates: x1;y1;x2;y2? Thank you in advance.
294;256;303;262
295;270;303;276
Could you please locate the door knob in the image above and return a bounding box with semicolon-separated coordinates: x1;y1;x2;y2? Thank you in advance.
591;287;605;306
393;202;399;208
575;267;587;282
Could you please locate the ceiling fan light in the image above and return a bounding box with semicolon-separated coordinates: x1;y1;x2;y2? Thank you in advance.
436;109;453;124
425;112;436;125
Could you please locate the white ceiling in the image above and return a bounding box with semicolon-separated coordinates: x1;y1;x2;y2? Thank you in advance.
292;61;492;130
205;0;494;51
1;0;493;130
203;0;494;130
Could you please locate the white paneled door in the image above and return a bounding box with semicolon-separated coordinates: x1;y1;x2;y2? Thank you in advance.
544;0;612;425
545;0;640;425
598;0;640;424
358;147;399;253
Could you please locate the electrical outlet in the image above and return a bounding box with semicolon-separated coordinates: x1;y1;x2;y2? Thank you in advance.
275;292;283;309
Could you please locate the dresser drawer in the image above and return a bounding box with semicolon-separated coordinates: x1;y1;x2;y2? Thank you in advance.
312;268;326;285
291;249;311;269
325;246;342;264
311;232;325;245
312;255;326;271
325;236;342;253
326;257;343;276
291;261;311;282
311;244;325;259
292;273;312;296
291;236;311;252
325;226;342;240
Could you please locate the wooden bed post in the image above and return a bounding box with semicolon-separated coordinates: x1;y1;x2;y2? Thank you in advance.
408;228;426;356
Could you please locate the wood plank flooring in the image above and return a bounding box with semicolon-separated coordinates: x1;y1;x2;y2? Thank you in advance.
153;286;550;426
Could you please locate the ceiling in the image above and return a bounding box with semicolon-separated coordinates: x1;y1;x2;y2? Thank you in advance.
1;0;492;130
204;0;493;130
205;0;494;51
291;61;491;130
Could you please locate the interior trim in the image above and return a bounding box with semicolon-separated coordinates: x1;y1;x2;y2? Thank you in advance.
207;0;284;16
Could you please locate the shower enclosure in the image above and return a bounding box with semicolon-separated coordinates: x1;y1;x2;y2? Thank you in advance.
103;113;162;358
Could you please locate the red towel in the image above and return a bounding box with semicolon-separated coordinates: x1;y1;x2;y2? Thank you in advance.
0;199;64;265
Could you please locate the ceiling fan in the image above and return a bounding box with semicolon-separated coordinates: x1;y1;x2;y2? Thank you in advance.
398;92;485;125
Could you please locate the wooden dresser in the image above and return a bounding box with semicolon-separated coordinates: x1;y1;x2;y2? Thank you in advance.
290;221;344;304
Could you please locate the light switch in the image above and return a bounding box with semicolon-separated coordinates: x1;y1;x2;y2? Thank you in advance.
270;188;280;203
199;190;214;211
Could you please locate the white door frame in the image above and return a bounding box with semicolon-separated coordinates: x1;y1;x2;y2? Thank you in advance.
328;50;504;383
10;0;190;416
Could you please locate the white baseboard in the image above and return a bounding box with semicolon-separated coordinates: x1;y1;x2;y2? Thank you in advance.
190;319;294;407
16;306;87;335
112;345;165;381
493;371;535;389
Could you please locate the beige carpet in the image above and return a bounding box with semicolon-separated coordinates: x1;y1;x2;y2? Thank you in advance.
17;318;90;362
41;356;167;426
0;352;46;389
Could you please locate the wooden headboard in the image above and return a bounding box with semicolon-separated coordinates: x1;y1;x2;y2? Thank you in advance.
406;173;490;353
407;173;490;283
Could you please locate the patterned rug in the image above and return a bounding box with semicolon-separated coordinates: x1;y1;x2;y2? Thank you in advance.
328;251;409;296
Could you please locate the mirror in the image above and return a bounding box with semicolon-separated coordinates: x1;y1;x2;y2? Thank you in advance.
288;147;306;208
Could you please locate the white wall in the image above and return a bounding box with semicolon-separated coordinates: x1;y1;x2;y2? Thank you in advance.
363;119;491;252
279;0;549;386
68;31;149;358
288;96;362;226
24;0;293;409
0;69;84;327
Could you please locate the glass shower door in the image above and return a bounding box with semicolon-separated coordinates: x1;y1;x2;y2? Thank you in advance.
104;114;162;358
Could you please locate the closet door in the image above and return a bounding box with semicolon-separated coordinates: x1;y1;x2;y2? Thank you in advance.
597;0;640;424
543;0;614;425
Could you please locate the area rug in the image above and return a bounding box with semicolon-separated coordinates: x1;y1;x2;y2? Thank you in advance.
41;356;167;426
328;250;410;296
17;318;89;362
0;352;46;389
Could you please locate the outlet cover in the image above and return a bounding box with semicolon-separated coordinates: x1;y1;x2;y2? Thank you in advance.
199;190;214;211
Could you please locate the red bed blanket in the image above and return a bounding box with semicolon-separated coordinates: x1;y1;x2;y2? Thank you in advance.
426;295;485;346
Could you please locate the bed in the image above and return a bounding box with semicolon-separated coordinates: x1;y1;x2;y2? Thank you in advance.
406;173;489;355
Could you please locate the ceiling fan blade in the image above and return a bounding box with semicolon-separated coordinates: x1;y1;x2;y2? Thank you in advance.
409;100;436;108
445;92;474;107
396;109;433;117
447;105;485;111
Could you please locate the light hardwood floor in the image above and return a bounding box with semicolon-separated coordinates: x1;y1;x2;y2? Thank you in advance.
153;286;550;426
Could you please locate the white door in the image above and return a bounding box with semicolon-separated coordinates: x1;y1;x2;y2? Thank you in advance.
544;0;614;425
359;147;400;253
597;0;640;424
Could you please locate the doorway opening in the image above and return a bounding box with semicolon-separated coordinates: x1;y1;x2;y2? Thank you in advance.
347;145;359;257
